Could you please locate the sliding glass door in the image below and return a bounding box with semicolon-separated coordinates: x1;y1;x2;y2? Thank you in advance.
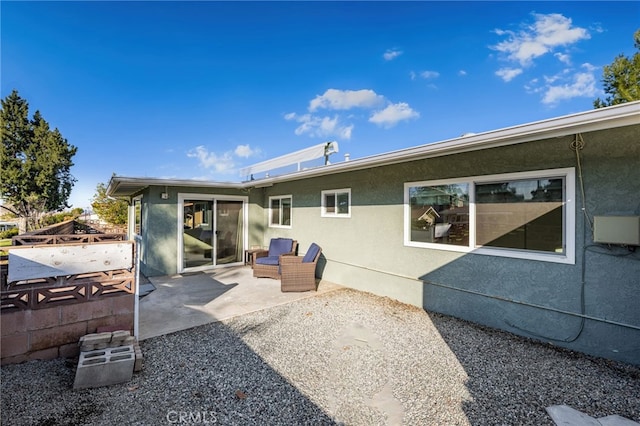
215;200;244;265
180;196;246;272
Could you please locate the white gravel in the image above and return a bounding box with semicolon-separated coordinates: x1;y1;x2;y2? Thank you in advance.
2;288;639;425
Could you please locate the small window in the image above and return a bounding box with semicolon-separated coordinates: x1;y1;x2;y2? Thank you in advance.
269;195;292;228
133;197;142;236
322;188;351;218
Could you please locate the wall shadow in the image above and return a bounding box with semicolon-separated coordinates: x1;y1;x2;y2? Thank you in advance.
424;308;640;424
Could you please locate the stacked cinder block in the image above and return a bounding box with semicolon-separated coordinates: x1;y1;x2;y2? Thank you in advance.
73;330;143;389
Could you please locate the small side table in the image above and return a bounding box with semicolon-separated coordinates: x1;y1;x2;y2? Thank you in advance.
245;248;266;267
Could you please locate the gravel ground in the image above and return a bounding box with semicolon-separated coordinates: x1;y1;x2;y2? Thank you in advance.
2;288;639;426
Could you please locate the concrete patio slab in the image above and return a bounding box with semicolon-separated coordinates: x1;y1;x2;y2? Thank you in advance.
138;266;342;340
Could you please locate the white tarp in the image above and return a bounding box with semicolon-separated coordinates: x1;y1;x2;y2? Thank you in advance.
240;141;338;179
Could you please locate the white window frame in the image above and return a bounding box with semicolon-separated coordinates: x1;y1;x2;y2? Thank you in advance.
404;168;575;264
321;188;351;218
129;195;143;238
269;195;292;228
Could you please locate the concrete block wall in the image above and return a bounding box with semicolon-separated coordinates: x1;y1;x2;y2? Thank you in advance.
0;294;134;365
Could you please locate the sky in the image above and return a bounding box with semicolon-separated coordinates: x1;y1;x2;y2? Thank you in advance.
2;1;638;210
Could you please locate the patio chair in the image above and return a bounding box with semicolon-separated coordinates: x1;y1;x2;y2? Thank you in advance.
280;243;322;292
253;238;298;279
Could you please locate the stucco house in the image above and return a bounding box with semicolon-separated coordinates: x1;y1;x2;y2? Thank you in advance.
107;102;640;365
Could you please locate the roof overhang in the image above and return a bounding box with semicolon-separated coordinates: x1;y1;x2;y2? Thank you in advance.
107;101;640;198
106;176;241;199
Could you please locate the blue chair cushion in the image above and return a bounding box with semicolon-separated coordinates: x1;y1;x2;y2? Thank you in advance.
302;243;321;263
269;238;293;257
255;256;280;266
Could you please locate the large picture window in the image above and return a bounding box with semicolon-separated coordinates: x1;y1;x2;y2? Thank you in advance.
322;188;351;218
405;168;575;264
269;195;292;228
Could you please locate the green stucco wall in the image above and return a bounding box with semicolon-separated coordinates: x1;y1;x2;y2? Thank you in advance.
136;123;639;365
138;185;263;277
260;125;640;365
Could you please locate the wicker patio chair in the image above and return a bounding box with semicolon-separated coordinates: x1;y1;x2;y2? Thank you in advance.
280;243;322;292
253;238;297;279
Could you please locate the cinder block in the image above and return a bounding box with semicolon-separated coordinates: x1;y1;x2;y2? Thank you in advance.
61;299;110;324
1;353;28;365
111;330;130;340
110;330;131;347
73;345;135;389
133;342;143;372
27;307;60;331
87;315;118;332
110;295;134;315
27;347;58;361
30;322;87;352
79;332;113;352
0;311;27;335
1;333;29;358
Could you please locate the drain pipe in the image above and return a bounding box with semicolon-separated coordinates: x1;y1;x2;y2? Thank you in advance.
325;257;640;332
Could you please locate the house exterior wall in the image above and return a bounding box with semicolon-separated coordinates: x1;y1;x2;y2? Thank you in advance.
260;125;640;365
139;185;264;277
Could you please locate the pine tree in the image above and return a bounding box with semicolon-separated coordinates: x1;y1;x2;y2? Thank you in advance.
0;90;78;231
594;29;640;108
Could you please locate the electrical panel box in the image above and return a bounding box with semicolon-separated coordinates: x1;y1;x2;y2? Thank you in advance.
593;216;640;246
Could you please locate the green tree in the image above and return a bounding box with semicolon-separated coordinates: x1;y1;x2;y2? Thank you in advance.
0;90;77;231
91;182;128;226
594;29;640;108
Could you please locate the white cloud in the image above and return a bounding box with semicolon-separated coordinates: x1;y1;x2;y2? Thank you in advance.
309;88;385;112
288;89;418;138
491;13;589;67
369;102;419;128
554;52;571;65
187;146;235;173
496;67;523;82
458;70;467;76
234;144;260;158
285;112;354;140
383;49;403;61
541;66;598;105
420;70;440;79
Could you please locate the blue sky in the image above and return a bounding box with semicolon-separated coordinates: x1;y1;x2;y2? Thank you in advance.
2;1;638;210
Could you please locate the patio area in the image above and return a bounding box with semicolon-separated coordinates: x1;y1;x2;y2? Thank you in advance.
139;265;343;340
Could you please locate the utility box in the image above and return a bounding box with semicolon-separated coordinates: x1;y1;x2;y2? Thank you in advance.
593;216;640;246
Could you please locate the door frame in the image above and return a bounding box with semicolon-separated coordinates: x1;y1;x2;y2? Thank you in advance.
177;192;248;274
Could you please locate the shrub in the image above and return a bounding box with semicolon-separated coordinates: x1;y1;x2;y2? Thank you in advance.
0;228;18;239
